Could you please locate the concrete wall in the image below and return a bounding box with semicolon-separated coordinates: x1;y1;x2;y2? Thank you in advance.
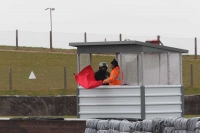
0;95;197;116
0;96;76;116
185;95;200;115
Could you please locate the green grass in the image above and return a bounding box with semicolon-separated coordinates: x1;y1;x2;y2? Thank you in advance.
184;115;200;118
0;51;77;91
182;55;200;94
0;46;200;96
0;48;114;96
0;45;77;53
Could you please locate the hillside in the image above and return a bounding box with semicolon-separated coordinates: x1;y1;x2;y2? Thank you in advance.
0;47;199;96
0;48;113;96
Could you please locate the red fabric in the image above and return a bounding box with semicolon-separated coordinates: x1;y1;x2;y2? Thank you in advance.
146;40;160;45
74;65;102;89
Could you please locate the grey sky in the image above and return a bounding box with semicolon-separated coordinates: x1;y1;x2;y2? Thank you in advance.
1;0;200;38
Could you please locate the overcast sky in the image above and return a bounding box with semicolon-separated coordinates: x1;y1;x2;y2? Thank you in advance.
1;0;200;38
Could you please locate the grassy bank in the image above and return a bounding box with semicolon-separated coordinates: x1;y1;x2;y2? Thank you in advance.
0;48;113;96
0;46;199;96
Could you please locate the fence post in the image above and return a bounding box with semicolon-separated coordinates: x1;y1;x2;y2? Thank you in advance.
157;35;164;46
195;37;197;59
50;31;53;50
157;35;160;46
64;65;66;89
157;35;160;42
84;32;87;42
9;67;12;90
191;64;193;87
16;29;18;50
119;33;122;41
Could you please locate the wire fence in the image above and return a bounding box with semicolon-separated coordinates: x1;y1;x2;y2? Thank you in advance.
0;51;115;92
0;66;76;91
0;30;199;93
1;65;197;90
0;30;199;55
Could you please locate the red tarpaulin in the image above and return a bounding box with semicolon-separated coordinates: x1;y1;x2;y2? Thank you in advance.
74;65;102;89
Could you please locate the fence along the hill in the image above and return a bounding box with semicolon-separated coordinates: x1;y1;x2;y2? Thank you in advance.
0;30;199;55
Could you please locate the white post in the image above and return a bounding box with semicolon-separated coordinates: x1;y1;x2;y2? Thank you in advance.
159;53;161;85
120;53;123;85
141;52;144;85
179;53;183;85
137;54;139;85
167;52;170;85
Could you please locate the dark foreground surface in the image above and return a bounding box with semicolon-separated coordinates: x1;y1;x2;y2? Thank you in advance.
0;95;199;116
0;118;86;133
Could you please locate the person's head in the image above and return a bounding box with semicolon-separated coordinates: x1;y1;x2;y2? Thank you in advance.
110;59;118;69
99;62;108;72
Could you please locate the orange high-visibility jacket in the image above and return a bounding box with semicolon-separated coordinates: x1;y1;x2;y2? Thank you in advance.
103;66;121;85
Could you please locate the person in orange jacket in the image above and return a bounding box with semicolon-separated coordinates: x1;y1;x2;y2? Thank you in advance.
103;59;121;85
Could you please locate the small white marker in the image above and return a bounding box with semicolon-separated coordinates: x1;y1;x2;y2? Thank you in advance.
29;71;36;79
